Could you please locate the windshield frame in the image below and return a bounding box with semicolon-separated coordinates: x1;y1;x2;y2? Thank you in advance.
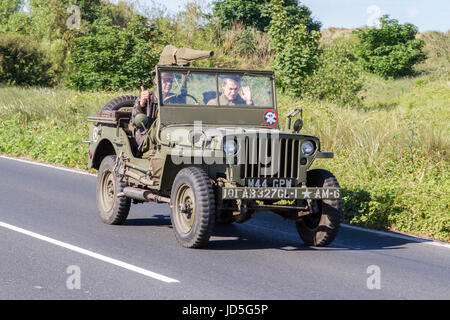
156;66;277;110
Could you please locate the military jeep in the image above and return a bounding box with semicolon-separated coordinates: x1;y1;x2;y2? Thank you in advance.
87;46;342;248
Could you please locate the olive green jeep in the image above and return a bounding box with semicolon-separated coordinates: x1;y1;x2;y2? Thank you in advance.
87;46;342;248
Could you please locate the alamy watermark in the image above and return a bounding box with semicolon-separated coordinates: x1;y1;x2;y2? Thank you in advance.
66;265;81;290
366;265;381;290
67;5;81;30
167;121;282;175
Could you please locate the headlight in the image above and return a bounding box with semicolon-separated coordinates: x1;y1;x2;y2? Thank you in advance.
223;139;238;155
301;141;315;156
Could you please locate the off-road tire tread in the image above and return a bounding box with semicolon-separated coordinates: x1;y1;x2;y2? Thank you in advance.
296;169;342;247
102;95;138;111
171;167;215;248
97;155;131;225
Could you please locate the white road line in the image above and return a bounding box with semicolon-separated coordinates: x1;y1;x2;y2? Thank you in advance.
341;224;450;249
0;155;96;177
0;221;180;283
244;218;450;249
246;222;450;249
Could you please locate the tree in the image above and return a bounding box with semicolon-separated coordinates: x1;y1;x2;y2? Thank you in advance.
0;34;55;86
68;16;161;91
0;0;22;25
29;0;103;40
266;0;321;96
354;15;426;78
212;0;297;31
303;41;364;106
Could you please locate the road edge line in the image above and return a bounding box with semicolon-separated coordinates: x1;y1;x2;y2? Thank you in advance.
0;154;96;177
341;224;450;249
0;220;180;283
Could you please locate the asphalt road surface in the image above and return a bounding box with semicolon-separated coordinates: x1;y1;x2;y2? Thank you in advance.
0;156;449;300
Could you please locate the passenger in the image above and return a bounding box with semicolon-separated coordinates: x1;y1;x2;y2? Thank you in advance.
136;73;175;110
131;72;175;158
208;76;253;106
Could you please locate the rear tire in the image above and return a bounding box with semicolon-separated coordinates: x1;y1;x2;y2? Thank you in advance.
170;167;215;248
96;155;131;225
102;95;140;156
296;169;342;247
102;95;137;111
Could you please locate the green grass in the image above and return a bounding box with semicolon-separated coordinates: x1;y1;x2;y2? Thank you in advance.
0;86;132;167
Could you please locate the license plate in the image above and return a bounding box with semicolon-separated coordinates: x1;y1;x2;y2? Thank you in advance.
245;178;296;187
222;187;341;200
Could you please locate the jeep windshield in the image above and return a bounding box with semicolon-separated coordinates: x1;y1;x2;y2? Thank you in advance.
157;68;275;108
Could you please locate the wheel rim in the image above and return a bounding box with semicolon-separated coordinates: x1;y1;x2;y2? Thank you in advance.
174;183;196;234
101;171;116;212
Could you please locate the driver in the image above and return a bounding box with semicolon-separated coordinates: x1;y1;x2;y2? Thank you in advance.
207;75;253;106
136;72;174;110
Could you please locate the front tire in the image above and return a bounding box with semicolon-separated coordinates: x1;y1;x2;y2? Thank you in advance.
170;167;215;248
296;169;342;247
96;155;131;225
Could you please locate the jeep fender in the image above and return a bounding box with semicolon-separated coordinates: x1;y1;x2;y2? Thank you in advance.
90;138;117;170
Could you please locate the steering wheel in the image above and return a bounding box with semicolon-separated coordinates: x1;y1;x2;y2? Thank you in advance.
164;93;199;105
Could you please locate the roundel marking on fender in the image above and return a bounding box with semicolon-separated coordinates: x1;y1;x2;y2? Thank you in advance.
263;110;278;127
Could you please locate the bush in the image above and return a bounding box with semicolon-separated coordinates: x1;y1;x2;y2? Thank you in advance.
303;41;364;106
0;34;55;86
213;0;288;31
266;0;321;97
28;0;102;41
354;15;426;78
3;11;32;35
68;16;161;91
0;0;21;25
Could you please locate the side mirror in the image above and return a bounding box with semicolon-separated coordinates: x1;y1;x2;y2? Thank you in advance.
285;108;303;132
293;119;303;132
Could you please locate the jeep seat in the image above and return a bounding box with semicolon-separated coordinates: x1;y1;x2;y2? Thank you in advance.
202;91;216;105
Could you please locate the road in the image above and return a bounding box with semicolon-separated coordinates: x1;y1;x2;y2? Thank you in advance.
0;156;449;300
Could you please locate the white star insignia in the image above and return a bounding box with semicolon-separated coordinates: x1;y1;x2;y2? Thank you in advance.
302;189;311;198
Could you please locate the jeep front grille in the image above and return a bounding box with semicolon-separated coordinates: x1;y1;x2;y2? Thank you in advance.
238;136;304;179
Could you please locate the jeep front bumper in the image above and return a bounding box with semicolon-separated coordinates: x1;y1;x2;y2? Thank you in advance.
221;187;341;200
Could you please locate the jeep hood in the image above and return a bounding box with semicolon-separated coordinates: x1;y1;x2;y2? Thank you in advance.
160;124;319;151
